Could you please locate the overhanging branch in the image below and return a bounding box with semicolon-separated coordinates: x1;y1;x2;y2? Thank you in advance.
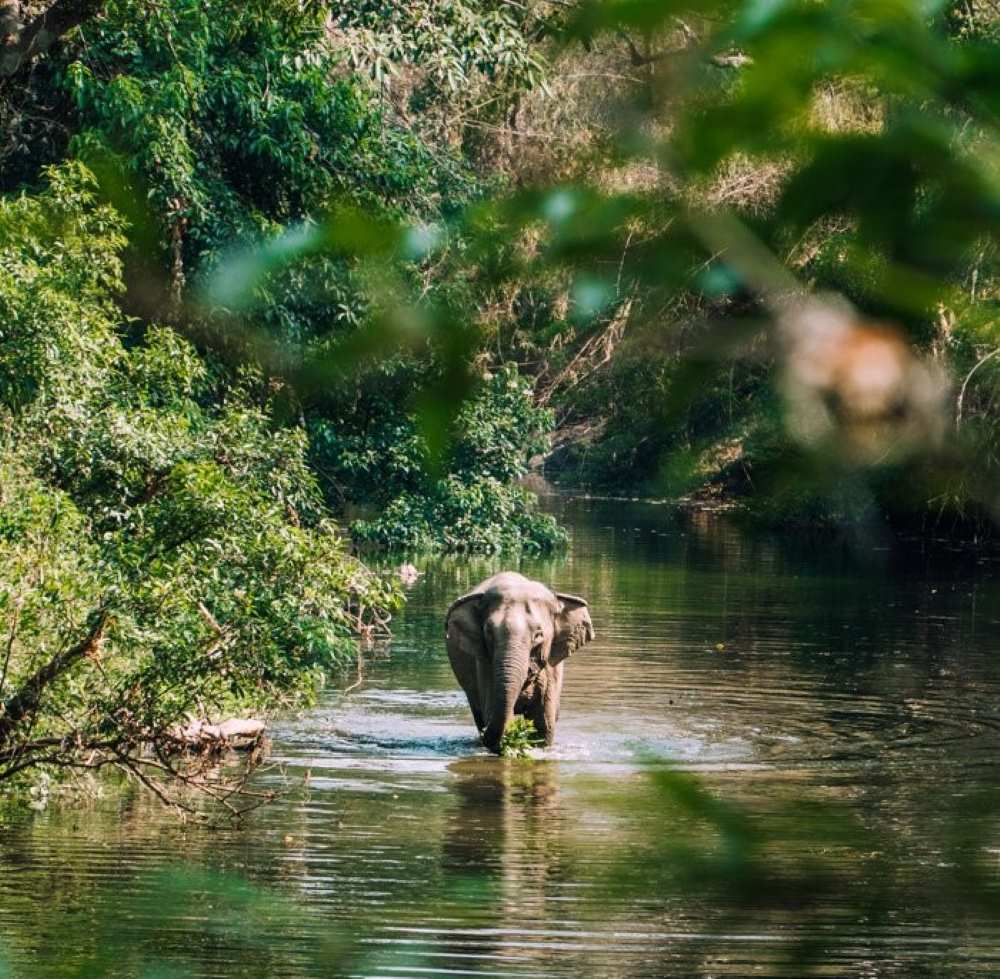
0;0;106;81
0;607;109;748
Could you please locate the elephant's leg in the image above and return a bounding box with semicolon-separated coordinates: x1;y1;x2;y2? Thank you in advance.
518;681;554;747
464;688;485;732
475;656;495;735
448;637;485;732
460;681;485;732
538;664;564;746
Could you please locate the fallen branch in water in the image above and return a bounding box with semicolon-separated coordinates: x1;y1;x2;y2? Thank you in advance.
167;716;267;753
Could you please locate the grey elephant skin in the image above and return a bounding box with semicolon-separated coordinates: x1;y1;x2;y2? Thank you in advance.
445;572;595;753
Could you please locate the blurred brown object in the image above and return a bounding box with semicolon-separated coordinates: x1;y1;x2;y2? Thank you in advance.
779;297;948;463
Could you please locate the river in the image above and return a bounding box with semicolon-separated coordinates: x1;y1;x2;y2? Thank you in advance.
2;497;1000;977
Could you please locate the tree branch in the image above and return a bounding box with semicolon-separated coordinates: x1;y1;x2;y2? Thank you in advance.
956;347;1000;430
0;0;106;81
619;27;751;71
0;608;109;748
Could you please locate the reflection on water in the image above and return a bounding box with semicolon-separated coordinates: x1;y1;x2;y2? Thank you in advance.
3;498;1000;976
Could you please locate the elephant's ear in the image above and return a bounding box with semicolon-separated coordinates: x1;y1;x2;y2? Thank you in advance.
551;593;595;666
445;591;485;639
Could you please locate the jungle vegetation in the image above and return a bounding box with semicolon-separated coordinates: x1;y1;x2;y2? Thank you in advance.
2;0;1000;794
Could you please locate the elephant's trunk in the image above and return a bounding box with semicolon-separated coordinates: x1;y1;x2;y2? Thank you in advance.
482;629;531;754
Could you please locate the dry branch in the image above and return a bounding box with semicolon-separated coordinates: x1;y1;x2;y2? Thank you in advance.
537;298;631;406
168;717;267;753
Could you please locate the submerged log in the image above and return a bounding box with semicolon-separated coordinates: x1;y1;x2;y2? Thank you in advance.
169;717;266;753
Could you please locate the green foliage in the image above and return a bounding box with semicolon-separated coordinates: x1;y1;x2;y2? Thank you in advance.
337;366;566;551
0;164;399;793
333;1;552;95
0;0;564;553
48;0;469;224
2;0;478;357
0;161;126;410
48;0;478;378
498;716;542;758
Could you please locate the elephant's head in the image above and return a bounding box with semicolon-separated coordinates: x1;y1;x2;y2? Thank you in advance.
446;572;594;753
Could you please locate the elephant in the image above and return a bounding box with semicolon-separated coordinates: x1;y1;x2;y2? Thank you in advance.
445;571;595;753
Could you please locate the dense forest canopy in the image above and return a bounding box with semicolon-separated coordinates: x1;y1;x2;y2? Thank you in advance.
1;0;999;797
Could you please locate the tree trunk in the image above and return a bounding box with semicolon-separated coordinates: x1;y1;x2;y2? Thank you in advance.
1;0;106;80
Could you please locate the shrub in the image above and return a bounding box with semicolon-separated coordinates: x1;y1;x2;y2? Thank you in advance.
326;365;566;552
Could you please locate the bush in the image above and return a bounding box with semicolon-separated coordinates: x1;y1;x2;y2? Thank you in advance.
331;365;566;552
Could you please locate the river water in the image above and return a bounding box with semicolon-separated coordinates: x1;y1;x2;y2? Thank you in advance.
3;498;1000;977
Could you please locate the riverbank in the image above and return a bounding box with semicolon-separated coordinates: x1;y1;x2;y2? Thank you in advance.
539;448;1000;545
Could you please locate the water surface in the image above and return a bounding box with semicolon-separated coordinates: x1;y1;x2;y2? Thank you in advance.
3;499;1000;977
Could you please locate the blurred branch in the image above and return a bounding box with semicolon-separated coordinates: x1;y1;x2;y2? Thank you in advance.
619;26;751;70
710;51;752;68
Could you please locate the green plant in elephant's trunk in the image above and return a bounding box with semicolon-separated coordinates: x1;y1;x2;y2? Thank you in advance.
499;717;543;758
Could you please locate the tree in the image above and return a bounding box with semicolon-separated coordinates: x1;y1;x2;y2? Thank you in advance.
0;163;398;807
